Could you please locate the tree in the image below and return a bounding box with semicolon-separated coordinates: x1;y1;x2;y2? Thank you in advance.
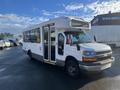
0;33;13;39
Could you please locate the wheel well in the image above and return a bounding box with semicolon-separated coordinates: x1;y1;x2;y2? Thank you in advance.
27;49;31;54
65;56;78;65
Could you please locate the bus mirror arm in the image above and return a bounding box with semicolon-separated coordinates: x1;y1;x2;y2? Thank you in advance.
94;35;96;42
76;44;80;51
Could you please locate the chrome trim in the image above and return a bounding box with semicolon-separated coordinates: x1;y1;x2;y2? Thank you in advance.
79;57;115;71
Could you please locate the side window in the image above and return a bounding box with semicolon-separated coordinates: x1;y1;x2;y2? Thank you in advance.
23;31;30;42
30;30;35;42
32;28;41;43
36;29;41;43
58;33;64;55
23;28;41;43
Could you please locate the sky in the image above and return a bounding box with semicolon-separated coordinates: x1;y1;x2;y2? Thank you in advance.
0;0;120;34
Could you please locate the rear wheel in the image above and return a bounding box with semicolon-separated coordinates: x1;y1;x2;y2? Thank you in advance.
27;50;33;60
66;60;80;77
0;47;3;50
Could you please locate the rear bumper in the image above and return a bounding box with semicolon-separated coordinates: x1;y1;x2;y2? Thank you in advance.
79;57;115;72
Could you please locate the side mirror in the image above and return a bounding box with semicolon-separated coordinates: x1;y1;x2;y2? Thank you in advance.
94;35;96;42
76;44;80;51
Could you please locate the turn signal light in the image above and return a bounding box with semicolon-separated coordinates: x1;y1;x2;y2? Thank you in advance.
82;57;96;62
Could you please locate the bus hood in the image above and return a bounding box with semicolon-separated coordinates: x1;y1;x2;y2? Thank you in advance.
80;43;111;52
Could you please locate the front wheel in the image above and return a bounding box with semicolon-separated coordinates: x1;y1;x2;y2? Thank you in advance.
66;60;80;77
27;50;33;60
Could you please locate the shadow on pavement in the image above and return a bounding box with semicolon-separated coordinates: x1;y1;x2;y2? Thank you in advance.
0;46;120;90
25;58;119;90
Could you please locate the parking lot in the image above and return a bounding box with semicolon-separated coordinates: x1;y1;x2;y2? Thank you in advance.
0;47;120;90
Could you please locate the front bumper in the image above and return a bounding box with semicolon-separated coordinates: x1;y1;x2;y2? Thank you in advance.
79;57;115;72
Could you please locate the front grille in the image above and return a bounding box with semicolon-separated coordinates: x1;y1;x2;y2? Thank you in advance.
95;50;112;61
96;50;112;55
96;55;112;61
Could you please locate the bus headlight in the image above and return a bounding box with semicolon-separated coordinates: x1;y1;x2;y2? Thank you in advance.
82;51;96;62
83;51;96;57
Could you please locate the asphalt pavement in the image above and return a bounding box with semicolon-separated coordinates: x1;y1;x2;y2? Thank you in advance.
0;47;120;90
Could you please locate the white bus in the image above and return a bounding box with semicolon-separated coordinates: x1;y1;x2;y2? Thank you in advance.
22;16;114;77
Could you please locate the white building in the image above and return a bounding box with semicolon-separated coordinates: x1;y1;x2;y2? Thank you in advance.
91;12;120;47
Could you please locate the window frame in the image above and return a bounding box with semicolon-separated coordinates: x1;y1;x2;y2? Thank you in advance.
58;33;65;55
23;28;41;43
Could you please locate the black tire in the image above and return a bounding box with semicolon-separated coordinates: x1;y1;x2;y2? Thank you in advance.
65;60;80;77
19;43;23;46
27;50;33;60
0;47;3;50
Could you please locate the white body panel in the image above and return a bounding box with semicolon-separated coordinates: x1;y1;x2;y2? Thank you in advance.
23;16;89;61
92;25;120;47
80;43;111;52
22;16;114;72
0;40;5;48
23;42;43;55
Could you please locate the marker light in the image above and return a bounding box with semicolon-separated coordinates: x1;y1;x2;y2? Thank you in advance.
82;57;96;62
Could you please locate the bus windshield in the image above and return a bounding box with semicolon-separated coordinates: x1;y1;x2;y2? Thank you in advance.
65;30;94;44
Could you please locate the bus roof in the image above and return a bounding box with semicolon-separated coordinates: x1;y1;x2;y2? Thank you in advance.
23;16;89;32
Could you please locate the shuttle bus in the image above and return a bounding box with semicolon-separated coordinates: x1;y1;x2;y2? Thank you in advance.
22;16;114;77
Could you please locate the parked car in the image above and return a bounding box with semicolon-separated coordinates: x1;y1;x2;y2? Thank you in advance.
4;40;11;47
0;40;5;50
9;40;17;46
